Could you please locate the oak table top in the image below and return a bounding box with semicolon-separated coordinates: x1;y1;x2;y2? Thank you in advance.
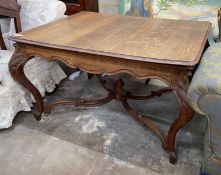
10;11;211;66
9;12;211;164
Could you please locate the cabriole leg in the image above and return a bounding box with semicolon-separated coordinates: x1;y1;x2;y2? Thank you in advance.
9;45;44;121
167;75;194;163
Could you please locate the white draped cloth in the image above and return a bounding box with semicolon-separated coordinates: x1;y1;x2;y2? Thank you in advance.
0;0;67;128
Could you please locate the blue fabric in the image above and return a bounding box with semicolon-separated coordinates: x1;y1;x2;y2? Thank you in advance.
198;95;221;175
128;0;151;17
188;43;221;175
188;43;221;114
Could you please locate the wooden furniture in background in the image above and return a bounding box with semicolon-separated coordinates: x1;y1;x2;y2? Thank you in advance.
9;12;211;164
61;0;98;15
218;8;221;42
0;0;21;49
0;24;5;49
0;0;21;32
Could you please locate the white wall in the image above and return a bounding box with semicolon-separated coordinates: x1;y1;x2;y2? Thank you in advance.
98;0;119;14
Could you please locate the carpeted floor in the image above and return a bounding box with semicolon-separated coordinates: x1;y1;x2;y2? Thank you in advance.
0;73;207;175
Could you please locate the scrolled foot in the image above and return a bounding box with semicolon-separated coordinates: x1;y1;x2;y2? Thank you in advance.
169;152;177;164
33;111;42;121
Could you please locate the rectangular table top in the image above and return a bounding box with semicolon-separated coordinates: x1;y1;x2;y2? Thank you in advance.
10;12;211;66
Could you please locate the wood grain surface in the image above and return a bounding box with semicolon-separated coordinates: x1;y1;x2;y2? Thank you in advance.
10;12;211;66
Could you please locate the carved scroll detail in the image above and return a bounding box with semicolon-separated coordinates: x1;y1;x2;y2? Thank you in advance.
25;52;173;84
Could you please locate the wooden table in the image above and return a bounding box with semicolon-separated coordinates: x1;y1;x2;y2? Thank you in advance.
9;12;211;164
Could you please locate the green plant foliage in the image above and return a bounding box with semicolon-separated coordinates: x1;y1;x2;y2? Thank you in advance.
123;0;216;17
155;0;209;15
156;0;173;12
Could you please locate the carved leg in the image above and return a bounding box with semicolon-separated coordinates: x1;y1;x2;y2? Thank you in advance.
108;79;168;149
167;75;194;163
122;100;167;149
9;45;44;121
14;14;22;33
